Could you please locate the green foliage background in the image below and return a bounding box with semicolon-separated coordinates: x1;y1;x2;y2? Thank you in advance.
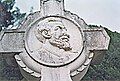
82;26;120;80
0;0;26;30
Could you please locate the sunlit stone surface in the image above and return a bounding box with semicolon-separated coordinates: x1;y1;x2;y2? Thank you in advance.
0;0;110;81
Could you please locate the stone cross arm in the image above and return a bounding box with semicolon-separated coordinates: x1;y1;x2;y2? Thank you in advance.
0;27;110;65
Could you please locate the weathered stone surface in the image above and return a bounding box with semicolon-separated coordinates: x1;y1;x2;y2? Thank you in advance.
0;0;110;81
0;30;25;52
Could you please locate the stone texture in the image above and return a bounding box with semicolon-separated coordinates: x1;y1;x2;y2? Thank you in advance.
0;0;110;81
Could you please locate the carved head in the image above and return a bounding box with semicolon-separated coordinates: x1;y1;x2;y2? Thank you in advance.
35;18;72;51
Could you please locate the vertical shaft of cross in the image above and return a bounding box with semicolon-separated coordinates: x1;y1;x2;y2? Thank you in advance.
40;0;64;16
41;67;72;81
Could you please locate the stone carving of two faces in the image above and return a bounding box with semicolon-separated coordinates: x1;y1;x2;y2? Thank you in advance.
35;18;72;51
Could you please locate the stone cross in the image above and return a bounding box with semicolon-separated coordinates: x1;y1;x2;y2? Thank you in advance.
0;0;110;81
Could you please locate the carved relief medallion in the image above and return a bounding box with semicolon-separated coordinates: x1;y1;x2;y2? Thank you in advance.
25;16;83;67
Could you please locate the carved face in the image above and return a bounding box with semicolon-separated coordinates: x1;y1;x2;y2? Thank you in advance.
26;16;83;66
35;19;72;51
49;21;72;51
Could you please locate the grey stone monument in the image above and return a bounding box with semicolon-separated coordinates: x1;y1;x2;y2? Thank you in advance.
0;0;110;81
